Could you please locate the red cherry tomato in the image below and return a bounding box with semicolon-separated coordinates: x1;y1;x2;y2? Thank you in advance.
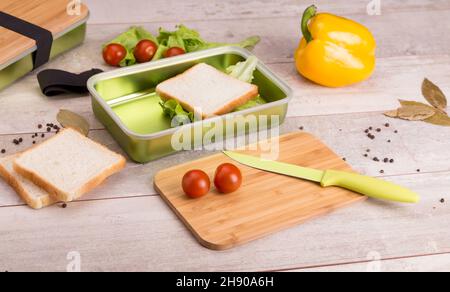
134;39;158;63
164;47;186;58
214;163;242;194
182;170;211;198
103;43;127;67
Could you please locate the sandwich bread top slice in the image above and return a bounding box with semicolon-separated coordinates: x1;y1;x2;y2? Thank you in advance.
156;63;259;119
14;128;127;202
0;154;55;209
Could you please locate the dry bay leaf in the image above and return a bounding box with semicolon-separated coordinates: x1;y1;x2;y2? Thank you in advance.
384;110;399;118
57;109;90;136
422;78;447;111
398;99;434;108
424;110;450;127
383;80;450;127
397;105;436;121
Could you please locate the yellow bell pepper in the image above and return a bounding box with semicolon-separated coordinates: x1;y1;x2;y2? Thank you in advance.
295;5;376;87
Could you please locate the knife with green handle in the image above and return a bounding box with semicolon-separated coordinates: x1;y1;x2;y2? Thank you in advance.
223;151;420;204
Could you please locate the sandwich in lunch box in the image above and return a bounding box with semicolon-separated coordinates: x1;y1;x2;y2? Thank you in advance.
157;57;262;120
157;63;259;119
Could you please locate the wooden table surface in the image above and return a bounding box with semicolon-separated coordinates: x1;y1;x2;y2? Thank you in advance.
1;0;450;272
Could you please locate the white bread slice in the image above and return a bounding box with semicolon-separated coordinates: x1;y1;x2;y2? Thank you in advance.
13;128;126;202
156;63;259;119
0;154;56;209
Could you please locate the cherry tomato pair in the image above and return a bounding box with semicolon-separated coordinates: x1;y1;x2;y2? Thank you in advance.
182;163;242;199
103;41;186;67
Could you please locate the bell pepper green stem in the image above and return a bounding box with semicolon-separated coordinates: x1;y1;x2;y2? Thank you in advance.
301;5;317;43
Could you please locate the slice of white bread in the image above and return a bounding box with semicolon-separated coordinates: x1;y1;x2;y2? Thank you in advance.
156;63;259;119
13;128;126;202
0;154;56;209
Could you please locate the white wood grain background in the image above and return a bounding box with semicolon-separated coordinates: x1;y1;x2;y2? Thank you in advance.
1;0;450;272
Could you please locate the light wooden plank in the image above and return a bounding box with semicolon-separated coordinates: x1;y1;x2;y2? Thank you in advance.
1;111;450;207
83;0;450;24
0;170;449;272
2;54;449;135
276;54;450;116
293;253;450;272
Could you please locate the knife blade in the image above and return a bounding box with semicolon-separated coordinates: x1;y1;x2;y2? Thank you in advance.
223;151;420;204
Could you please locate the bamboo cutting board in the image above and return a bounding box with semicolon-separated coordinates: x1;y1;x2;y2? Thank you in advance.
0;0;89;66
154;132;366;250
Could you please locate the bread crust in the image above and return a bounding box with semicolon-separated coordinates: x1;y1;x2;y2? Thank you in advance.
156;63;259;119
0;157;55;209
13;128;127;202
211;84;258;117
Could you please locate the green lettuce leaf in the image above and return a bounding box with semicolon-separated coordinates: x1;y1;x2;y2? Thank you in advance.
199;36;261;51
234;95;267;112
226;56;258;83
157;25;260;53
226;56;267;111
159;99;194;126
153;44;169;61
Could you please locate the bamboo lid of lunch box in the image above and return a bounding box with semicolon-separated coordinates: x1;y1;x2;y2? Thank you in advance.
0;0;89;66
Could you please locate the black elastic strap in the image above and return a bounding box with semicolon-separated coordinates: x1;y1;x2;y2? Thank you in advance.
37;69;103;96
0;11;53;69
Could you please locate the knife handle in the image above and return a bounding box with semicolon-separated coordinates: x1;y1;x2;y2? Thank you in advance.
320;170;420;203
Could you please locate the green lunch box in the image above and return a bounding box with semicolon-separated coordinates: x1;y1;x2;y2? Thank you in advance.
0;1;89;91
87;47;293;163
